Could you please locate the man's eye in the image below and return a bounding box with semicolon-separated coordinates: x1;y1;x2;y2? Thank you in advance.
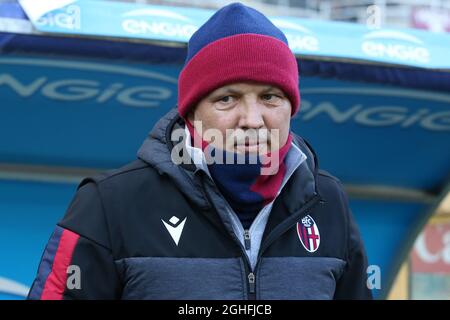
218;96;233;103
261;94;280;101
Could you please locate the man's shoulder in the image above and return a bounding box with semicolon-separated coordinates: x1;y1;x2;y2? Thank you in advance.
316;169;349;204
77;159;157;190
317;169;343;188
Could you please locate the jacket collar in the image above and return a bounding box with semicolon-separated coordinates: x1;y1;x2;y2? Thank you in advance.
137;108;320;214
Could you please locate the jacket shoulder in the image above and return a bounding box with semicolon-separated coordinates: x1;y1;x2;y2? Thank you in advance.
77;159;156;190
318;169;342;185
315;169;351;229
60;160;162;248
317;169;346;196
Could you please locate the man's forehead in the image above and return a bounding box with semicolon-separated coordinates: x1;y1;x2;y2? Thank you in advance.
213;83;282;93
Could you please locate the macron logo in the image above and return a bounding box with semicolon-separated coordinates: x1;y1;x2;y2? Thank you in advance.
161;216;187;246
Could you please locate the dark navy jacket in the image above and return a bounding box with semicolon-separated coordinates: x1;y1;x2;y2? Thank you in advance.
28;109;372;300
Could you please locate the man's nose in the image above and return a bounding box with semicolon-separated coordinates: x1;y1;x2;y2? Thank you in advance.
238;98;265;129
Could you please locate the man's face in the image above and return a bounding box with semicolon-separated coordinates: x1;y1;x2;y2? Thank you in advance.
187;82;292;154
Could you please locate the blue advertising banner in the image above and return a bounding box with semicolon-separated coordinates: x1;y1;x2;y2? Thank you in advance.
295;77;450;190
0;56;179;168
0;179;76;299
17;0;450;69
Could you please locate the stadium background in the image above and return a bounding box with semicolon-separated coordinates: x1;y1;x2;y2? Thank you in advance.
0;0;449;299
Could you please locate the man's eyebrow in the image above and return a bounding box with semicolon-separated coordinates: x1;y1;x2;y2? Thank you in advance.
261;86;285;95
210;86;284;96
216;87;243;94
262;86;281;92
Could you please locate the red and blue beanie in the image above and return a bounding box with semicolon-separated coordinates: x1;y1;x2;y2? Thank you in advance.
178;2;300;118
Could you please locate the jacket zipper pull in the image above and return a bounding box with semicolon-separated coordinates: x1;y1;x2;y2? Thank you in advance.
244;229;251;250
248;272;255;294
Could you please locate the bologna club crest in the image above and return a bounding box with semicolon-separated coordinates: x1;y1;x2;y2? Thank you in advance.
297;215;320;253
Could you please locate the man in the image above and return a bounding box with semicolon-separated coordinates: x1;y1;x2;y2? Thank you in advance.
28;3;372;300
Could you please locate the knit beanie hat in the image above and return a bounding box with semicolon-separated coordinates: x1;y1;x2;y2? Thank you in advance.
177;2;300;118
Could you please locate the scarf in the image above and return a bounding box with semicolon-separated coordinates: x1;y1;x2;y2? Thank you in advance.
186;121;292;229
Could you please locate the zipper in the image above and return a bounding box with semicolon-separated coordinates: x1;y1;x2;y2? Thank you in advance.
199;172;322;301
250;194;323;290
199;174;260;300
169;117;321;300
259;194;322;254
244;229;251;250
248;272;256;299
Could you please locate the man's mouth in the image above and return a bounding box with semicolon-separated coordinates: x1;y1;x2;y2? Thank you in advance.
234;141;268;153
235;140;263;146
